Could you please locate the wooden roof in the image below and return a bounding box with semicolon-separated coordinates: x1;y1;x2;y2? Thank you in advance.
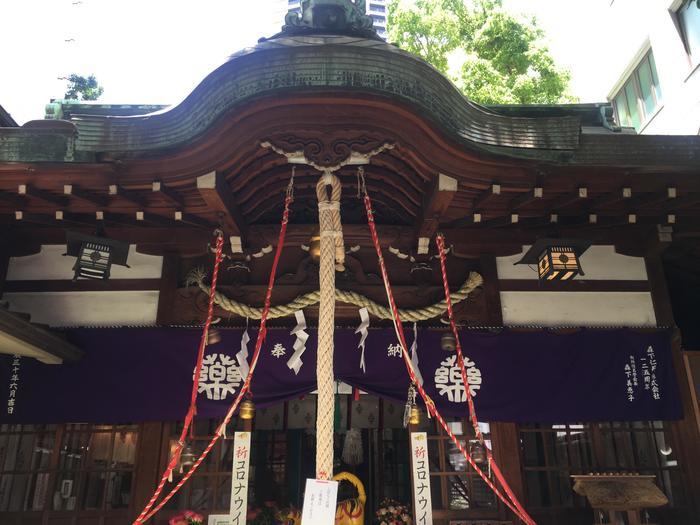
0;32;699;259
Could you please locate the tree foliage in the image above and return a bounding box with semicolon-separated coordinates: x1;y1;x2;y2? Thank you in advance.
63;74;104;101
388;0;574;104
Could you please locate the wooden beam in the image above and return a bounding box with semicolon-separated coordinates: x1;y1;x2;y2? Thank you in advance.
53;211;98;227
108;184;146;207
550;186;588;211
4;279;161;292
196;171;245;238
152;181;184;208
64;184;108;207
135;211;179;227
13;211;57;227
666;193;700;211
499;279;650;292
485;214;519;228
416;173;457;253
0;190;26;208
173;211;213;229
587;187;632;210
156;255;180;325
18;184;67;207
472;184;501;210
627;187;677;209
0;306;84;363
509;187;543;210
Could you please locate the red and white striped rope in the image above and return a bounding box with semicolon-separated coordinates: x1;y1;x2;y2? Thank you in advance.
362;194;535;525
133;231;224;524
134;194;292;524
436;234;536;525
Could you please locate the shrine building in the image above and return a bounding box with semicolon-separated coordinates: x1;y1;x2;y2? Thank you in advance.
1;2;699;525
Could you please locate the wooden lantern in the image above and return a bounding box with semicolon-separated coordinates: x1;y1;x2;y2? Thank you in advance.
65;231;130;281
515;238;591;281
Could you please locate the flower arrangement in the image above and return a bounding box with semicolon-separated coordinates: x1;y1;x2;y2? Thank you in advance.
169;510;204;525
375;498;412;525
248;500;278;525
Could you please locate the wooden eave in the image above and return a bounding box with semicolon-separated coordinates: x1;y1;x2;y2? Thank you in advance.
0;35;699;257
0;305;83;364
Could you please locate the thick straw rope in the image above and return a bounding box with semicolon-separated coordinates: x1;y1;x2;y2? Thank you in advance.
315;172;343;479
189;271;483;322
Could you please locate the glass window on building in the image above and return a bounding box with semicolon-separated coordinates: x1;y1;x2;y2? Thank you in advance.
677;0;700;62
519;421;689;523
0;423;138;517
612;50;662;131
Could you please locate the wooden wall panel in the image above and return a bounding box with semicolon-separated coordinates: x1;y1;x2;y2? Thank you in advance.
6;245;162;281
645;250;700;518
497;245;649;281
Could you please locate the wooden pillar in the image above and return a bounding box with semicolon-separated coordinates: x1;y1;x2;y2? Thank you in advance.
645;243;700;517
481;253;527;518
131;422;165;522
490;422;525;505
479;253;504;325
156;254;180;325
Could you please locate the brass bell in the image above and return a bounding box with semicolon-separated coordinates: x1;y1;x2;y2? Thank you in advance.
309;234;321;262
408;406;420;426
239;399;255;420
469;439;487;464
441;332;456;352
206;327;222;345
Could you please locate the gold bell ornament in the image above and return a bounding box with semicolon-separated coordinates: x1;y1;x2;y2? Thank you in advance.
239;399;255;420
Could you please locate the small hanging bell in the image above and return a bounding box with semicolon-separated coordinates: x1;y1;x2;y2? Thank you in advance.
408;406;421;426
441;332;456;352
469;439;487;464
239;399;255;420
206;327;222;345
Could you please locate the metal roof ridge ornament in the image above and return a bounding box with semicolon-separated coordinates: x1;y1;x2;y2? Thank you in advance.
280;0;380;40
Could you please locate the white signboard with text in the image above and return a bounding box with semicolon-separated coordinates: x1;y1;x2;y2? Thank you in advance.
300;478;338;525
228;431;251;525
411;432;434;525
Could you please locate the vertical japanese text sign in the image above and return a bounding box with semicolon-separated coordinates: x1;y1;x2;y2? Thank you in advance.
411;432;433;525
229;431;251;525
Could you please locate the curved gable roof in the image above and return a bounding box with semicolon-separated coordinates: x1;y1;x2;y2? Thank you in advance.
69;35;581;155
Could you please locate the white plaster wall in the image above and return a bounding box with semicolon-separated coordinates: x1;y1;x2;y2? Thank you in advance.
604;0;700;135
2;291;160;327
6;245;163;281
496;245;648;281
500;291;657;327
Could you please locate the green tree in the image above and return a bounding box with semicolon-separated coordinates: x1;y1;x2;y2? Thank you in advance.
62;74;104;101
388;0;575;104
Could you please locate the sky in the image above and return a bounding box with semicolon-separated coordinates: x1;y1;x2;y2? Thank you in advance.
0;0;612;125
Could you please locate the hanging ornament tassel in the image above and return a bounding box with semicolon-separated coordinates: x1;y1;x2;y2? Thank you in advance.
236;320;251;380
341;428;363;466
355;307;370;372
409;322;424;386
287;310;308;375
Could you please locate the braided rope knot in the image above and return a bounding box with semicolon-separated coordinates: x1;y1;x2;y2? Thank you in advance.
317;173;345;271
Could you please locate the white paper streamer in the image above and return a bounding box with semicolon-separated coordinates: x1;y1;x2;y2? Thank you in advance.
355;307;370;372
287;310;308;375
410;322;424;386
236;322;250;380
